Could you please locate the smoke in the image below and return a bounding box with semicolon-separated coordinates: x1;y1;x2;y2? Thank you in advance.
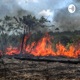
0;0;17;17
0;0;30;18
74;0;80;2
54;0;80;31
20;0;73;21
0;0;72;21
1;0;80;32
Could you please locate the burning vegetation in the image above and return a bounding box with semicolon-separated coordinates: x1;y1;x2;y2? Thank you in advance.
0;15;80;80
2;32;80;58
0;15;80;59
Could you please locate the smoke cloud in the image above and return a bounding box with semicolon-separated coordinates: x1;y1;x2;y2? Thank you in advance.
54;0;80;31
1;0;80;31
0;0;72;20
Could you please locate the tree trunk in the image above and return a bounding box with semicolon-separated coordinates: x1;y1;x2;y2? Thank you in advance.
20;26;26;54
1;30;5;56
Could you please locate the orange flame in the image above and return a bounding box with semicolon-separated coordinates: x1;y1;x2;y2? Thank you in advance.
25;33;80;58
2;33;80;58
25;33;56;56
6;46;20;55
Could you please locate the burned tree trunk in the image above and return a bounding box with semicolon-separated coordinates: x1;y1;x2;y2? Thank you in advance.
20;26;27;55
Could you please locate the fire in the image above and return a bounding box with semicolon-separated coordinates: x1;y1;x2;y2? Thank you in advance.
56;43;76;58
1;33;80;58
25;33;80;58
25;33;56;56
6;46;20;55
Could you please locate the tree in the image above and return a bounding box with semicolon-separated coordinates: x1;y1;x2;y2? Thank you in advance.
13;15;49;54
0;19;7;55
39;16;48;24
20;15;38;33
39;16;49;28
20;15;38;53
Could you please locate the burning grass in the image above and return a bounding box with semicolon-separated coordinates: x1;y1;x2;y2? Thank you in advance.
1;33;79;58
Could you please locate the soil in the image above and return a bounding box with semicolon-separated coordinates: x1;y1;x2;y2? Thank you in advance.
0;58;80;80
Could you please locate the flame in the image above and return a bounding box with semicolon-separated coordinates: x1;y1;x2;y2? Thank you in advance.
25;33;80;58
56;43;76;58
26;33;56;56
1;33;80;58
6;46;20;55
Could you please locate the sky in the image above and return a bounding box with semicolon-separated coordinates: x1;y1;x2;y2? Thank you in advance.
17;0;73;21
0;0;73;20
0;0;80;31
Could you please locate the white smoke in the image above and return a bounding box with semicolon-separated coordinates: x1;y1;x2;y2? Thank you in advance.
38;9;54;22
54;0;80;31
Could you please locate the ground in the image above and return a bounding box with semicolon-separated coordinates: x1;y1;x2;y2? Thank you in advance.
0;58;80;80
